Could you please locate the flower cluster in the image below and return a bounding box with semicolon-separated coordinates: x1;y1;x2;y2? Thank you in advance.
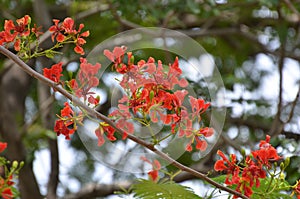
43;60;101;140
69;57;101;105
43;62;63;83
0;15;89;61
0;15;36;52
103;46;213;151
49;17;89;55
214;135;282;198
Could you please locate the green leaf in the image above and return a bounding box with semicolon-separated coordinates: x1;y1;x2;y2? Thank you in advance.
45;50;54;59
132;179;202;199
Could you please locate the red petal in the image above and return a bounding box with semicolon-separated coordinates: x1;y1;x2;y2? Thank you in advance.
0;142;7;153
74;45;84;55
214;160;227;171
103;49;115;62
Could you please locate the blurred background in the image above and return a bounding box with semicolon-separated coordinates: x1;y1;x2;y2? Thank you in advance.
0;0;300;198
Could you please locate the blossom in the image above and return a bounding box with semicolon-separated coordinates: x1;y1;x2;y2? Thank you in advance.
293;180;300;199
62;18;76;34
251;135;281;167
242;157;266;188
1;188;13;199
43;62;63;83
95;122;116;146
103;46;128;73
183;127;214;152
49;19;65;42
140;156;161;182
74;24;89;55
214;150;240;185
189;96;210;118
31;24;43;37
54;102;81;140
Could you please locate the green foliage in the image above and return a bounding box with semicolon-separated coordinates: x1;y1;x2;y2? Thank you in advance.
211;175;294;199
251;178;292;199
131;179;202;199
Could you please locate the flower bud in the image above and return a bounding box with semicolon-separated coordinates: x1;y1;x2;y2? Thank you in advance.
12;161;18;170
280;162;284;171
284;157;290;167
280;172;285;180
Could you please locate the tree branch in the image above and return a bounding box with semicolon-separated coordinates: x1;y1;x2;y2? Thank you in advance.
0;46;249;199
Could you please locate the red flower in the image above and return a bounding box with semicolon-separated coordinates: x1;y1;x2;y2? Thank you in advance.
74;24;89;55
116;119;134;139
189;96;210;118
54;102;81;140
49;19;65;42
251;135;281;167
62;18;77;34
140;156;161;182
183;127;214;152
0;142;7;153
199;127;214;137
293;180;300;199
95;122;116;146
15;15;31;36
43;62;63;83
242;156;266;188
104;46;128;73
1;15;31;51
5;15;31;37
1;187;13;199
88;95;100;105
234;178;253;198
31;24;43;37
214;150;240;185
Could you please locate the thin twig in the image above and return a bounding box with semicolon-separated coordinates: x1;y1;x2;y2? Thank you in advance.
0;45;249;199
285;83;300;124
283;0;300;18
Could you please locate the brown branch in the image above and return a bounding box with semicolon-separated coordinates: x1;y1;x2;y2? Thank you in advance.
284;84;300;124
227;116;300;140
75;4;109;21
0;46;249;199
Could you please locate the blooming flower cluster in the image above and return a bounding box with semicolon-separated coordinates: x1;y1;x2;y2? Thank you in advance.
103;47;213;151
49;17;89;55
0;15;35;52
214;135;282;198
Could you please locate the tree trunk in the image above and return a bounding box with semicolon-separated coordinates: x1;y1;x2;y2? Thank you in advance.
0;61;43;199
